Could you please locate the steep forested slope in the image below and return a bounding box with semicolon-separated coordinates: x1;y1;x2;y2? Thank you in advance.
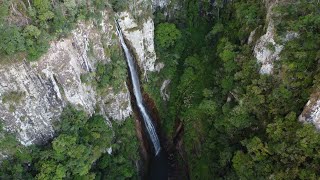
1;0;320;179
147;0;320;179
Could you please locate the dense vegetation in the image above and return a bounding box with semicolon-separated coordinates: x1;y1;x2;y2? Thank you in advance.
0;1;138;179
1;0;320;179
0;106;139;179
147;0;320;179
0;0;109;62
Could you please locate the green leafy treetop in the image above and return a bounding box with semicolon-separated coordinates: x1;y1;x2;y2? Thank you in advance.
156;22;182;49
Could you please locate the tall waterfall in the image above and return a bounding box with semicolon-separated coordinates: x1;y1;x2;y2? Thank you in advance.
115;20;161;156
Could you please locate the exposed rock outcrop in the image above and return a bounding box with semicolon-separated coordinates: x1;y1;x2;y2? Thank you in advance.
299;93;320;129
0;0;161;149
253;1;282;75
0;13;132;146
160;80;171;101
118;11;157;79
254;21;283;74
0;62;62;145
253;0;298;75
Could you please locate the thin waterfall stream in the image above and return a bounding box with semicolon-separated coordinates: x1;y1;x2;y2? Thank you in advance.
115;20;161;156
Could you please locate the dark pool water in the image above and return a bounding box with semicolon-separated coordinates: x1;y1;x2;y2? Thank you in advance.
148;150;169;180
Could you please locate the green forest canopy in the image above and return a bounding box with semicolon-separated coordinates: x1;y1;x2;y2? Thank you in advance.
0;0;108;62
1;0;320;179
0;105;139;179
150;0;320;179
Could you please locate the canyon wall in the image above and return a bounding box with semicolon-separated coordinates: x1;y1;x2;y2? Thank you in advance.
0;0;160;147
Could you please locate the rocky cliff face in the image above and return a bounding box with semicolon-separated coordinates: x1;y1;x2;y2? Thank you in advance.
0;12;133;146
116;0;162;81
253;0;298;75
118;11;157;78
299;93;320;128
0;0;160;147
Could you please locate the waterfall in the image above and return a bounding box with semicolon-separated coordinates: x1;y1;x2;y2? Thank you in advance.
115;20;161;156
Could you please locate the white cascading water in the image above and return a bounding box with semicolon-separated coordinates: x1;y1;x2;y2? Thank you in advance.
115;20;161;156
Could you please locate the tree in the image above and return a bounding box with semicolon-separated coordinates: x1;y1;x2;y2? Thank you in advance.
64;0;77;16
155;23;182;49
34;107;114;178
207;23;224;39
93;118;139;179
232;151;255;178
24;25;41;38
217;38;237;73
56;105;87;134
33;0;54;23
0;26;25;55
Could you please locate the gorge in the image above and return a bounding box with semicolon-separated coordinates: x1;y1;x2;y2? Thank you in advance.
1;0;320;179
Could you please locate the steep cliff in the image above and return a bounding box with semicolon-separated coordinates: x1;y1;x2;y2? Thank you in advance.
0;0;161;152
118;11;157;78
0;12;133;146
